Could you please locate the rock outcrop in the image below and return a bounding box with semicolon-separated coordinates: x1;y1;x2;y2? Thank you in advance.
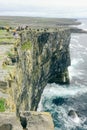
15;28;71;113
20;111;54;130
0;113;22;130
0;112;54;130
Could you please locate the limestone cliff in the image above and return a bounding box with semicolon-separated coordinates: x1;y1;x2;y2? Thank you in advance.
15;28;71;113
0;17;85;130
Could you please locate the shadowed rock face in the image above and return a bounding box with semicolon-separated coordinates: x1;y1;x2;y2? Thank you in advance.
15;28;71;113
20;116;27;129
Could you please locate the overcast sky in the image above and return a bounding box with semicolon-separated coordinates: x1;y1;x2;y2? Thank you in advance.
0;0;87;18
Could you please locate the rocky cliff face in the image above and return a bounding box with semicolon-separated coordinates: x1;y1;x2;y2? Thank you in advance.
15;28;71;114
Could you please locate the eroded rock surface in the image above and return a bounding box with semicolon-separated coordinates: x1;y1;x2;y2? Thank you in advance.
20;111;54;130
0;113;22;130
0;112;54;130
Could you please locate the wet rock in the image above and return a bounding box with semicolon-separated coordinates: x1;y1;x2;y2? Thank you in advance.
68;110;77;118
68;110;81;123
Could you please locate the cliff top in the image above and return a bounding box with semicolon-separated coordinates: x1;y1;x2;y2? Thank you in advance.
0;16;86;34
0;16;80;28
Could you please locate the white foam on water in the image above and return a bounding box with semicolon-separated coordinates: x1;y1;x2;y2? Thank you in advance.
68;66;84;79
78;23;85;28
68;57;84;80
55;106;81;130
83;51;87;55
70;44;77;49
71;58;84;66
70;42;84;50
40;83;87;99
71;59;79;66
69;114;81;124
71;38;79;43
70;39;85;50
71;35;80;39
53;106;87;130
78;22;87;31
77;43;84;48
37;81;87;112
38;19;87;130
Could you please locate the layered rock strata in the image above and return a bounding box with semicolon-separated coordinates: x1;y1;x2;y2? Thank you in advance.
15;28;71;113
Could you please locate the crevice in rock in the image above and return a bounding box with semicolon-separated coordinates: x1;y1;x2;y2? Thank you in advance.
20;116;27;130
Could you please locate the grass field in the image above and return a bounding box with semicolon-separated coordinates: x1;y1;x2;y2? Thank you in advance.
0;30;17;44
0;98;5;112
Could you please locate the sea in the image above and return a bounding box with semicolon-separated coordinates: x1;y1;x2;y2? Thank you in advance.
37;18;87;130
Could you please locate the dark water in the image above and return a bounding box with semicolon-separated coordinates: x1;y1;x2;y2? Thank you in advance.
38;19;87;130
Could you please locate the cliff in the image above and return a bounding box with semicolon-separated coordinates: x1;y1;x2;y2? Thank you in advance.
14;28;71;114
0;17;86;130
0;26;67;130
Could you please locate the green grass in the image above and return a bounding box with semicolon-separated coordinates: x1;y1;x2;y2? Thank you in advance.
0;30;6;35
21;41;32;50
0;38;16;44
0;98;5;112
7;51;14;57
0;30;11;36
0;30;16;44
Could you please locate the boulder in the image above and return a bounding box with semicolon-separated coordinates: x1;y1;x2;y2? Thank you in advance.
0;113;22;130
68;110;77;118
20;111;54;130
0;112;54;130
68;110;80;123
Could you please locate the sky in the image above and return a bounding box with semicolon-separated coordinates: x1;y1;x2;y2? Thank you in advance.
0;0;87;18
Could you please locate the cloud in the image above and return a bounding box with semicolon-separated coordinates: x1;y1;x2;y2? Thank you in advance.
0;0;87;9
0;0;87;17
